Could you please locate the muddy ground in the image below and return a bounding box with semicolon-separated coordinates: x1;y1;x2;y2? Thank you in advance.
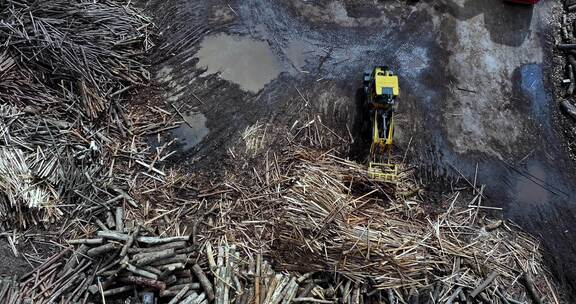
138;0;576;294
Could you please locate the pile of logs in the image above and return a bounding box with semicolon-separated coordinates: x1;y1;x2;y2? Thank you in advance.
0;0;188;232
12;207;211;304
6;233;559;304
211;145;563;304
558;0;576;120
0;1;568;303
0;0;153;115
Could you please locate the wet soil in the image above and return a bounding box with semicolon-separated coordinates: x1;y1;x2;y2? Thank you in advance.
138;0;576;295
0;240;32;278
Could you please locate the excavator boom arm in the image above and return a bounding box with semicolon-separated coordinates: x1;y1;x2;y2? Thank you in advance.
365;67;399;184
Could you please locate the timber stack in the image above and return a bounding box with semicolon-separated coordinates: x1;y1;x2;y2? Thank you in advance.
13;209;201;304
558;0;576;119
0;0;172;230
1;230;562;303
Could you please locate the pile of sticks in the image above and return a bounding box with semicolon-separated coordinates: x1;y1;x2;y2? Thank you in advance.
0;0;153;118
0;1;568;302
0;278;20;303
557;0;576;119
12;207;206;304
0;0;187;230
210;120;563;303
0;116;565;303
8;232;561;304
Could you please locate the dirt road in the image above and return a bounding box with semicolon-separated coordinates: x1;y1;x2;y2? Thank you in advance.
141;0;576;292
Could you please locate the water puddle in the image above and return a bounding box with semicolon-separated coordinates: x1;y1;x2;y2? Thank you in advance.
521;63;549;120
195;33;281;93
514;161;549;208
171;112;209;151
285;40;315;71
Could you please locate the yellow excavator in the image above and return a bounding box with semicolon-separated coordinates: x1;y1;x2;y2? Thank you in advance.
363;66;399;184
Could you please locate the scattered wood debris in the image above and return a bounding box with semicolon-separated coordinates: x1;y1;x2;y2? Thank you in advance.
0;0;183;230
0;1;568;303
4;118;565;302
206;137;563;304
4;227;563;304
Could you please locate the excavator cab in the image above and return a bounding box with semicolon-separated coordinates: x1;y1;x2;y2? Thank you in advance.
363;67;399;184
364;67;399;110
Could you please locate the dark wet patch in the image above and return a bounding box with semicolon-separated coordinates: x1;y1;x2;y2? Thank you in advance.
279;0;408;30
521;63;551;123
491;154;576;296
0;241;31;278
343;2;382;19
171;112;210;151
514;160;550;208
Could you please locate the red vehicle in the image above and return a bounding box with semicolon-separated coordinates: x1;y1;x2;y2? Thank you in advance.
505;0;540;4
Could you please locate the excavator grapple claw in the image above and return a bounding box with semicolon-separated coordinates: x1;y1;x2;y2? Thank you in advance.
368;162;398;184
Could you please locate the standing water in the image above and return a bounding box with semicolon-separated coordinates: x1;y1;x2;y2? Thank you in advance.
196;33;281;93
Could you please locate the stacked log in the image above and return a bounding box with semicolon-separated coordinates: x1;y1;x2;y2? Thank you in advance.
558;0;576;120
5;212;562;304
13;209;200;303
